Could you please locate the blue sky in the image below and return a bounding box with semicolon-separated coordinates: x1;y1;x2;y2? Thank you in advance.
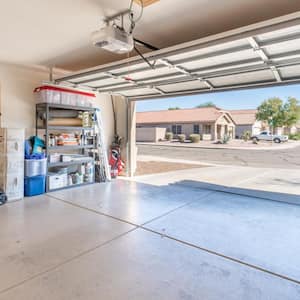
136;84;300;112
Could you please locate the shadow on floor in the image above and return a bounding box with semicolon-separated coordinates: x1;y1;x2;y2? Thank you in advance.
169;180;300;206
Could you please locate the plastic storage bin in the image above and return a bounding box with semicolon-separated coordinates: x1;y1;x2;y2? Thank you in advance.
34;85;95;107
34;86;61;104
48;173;68;190
24;175;46;196
25;158;47;177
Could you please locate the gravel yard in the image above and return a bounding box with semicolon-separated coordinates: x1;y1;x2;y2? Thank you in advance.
135;160;207;176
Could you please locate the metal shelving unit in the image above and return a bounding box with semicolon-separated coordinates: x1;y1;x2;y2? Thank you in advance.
37;126;94;131
48;145;94;151
47;181;95;192
36;103;97;192
48;158;93;168
36;103;95;111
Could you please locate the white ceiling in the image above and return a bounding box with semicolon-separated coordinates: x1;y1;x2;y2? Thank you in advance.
56;13;300;99
1;0;300;71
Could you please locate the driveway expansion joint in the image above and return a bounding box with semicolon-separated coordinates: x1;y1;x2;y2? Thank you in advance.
139;226;300;286
47;191;300;287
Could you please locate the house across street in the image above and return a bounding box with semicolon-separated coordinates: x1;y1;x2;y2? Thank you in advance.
229;109;262;138
136;107;236;141
136;107;299;142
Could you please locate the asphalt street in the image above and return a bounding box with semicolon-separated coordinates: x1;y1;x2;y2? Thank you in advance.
137;144;300;169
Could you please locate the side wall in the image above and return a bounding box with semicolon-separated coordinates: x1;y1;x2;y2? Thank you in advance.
0;62;117;164
0;63;49;136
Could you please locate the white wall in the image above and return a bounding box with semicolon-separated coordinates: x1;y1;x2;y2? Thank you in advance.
0;63;49;136
0;62;116;144
112;97;137;176
0;62;136;176
93;94;115;149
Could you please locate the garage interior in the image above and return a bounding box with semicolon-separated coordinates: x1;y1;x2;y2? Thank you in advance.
1;1;300;299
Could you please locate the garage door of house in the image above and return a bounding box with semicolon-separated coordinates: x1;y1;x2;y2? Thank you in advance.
55;12;300;175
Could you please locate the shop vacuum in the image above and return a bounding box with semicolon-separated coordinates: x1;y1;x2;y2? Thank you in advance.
0;190;7;206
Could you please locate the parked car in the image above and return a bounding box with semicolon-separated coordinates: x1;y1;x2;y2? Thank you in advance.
251;131;289;143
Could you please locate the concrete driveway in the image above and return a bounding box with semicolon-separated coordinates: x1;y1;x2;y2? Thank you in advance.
136;142;300;200
1;180;300;299
135;155;300;201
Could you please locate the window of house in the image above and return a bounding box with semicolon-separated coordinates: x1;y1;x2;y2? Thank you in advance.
193;124;200;134
177;125;182;134
172;124;182;134
204;124;211;134
171;125;176;134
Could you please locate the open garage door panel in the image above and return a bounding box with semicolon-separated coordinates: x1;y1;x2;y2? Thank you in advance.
56;13;300;100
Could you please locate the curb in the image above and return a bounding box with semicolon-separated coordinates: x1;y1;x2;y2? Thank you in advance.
136;142;299;151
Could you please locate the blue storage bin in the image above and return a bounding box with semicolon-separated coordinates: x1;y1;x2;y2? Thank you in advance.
24;176;46;197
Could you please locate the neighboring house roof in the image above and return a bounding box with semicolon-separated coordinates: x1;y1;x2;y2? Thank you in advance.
136;107;235;124
229;109;258;125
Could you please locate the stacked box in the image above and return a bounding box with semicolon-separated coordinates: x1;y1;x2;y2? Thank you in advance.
0;128;24;201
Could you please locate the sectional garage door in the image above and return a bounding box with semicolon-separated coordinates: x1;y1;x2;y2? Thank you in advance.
56;13;300;100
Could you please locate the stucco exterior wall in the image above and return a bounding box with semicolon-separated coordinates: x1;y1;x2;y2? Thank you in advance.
137;115;235;141
138;123;207;138
136;127;166;142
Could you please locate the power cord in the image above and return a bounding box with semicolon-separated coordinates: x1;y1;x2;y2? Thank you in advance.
129;0;144;34
129;0;144;23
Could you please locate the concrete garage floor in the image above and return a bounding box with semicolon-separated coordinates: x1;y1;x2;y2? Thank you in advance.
136;155;300;199
1;181;300;299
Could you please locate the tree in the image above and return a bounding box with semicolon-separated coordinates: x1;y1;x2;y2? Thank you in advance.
195;101;216;108
256;97;299;133
283;97;300;127
168;107;180;110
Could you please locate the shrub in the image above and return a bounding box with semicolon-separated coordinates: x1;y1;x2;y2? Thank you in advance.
165;132;173;141
177;134;186;143
221;134;230;144
289;133;300;140
189;134;201;143
241;130;251;142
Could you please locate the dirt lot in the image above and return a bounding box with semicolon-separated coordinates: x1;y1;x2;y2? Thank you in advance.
135;161;207;176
